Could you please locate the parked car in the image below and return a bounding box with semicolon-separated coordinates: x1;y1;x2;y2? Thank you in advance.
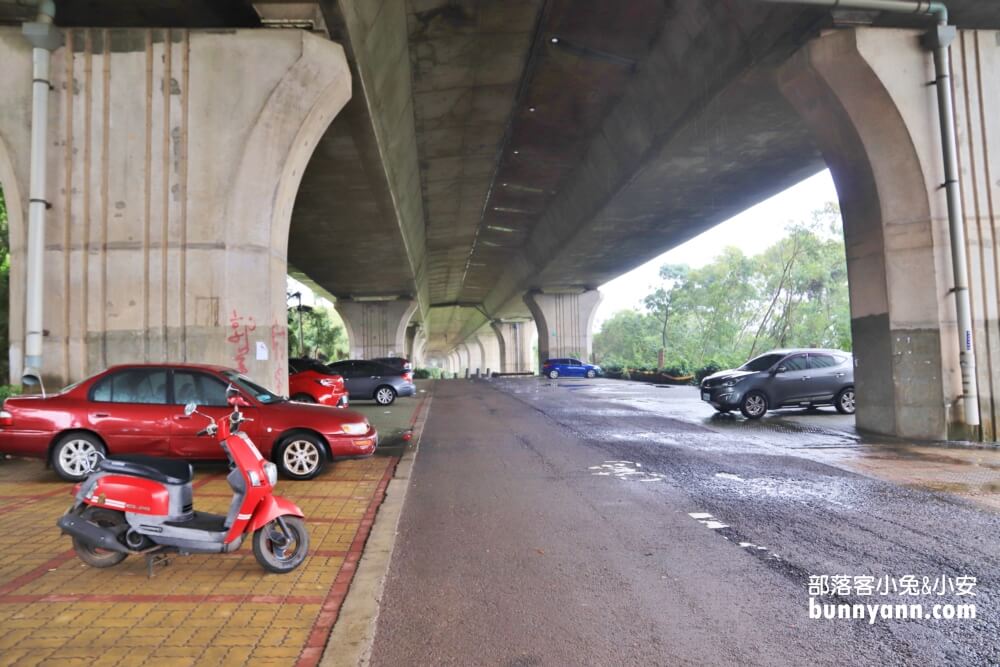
372;357;413;372
542;358;602;379
325;360;415;406
0;363;378;482
700;349;855;419
288;357;349;407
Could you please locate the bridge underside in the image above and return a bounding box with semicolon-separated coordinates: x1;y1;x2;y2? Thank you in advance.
1;0;999;441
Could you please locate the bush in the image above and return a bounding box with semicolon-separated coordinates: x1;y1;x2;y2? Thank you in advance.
695;363;724;383
413;368;442;380
0;384;21;402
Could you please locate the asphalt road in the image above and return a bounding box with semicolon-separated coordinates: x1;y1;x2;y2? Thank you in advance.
369;378;1000;666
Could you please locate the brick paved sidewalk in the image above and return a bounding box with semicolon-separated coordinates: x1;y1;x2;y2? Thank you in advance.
0;442;402;666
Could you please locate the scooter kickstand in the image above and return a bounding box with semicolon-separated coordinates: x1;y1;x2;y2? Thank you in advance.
145;551;171;579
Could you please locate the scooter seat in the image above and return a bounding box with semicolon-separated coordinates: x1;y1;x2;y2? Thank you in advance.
100;455;193;485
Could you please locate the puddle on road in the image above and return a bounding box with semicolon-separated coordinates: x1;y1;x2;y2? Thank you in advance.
589;461;666;482
708;472;855;508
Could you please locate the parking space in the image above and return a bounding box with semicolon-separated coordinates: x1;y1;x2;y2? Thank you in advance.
0;385;430;667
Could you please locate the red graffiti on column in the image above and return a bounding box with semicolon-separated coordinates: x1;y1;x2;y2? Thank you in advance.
271;321;288;388
228;310;256;374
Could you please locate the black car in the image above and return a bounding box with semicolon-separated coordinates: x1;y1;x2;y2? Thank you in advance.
700;349;855;419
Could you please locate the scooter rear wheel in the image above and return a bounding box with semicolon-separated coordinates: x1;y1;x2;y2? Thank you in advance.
253;516;309;574
73;507;128;568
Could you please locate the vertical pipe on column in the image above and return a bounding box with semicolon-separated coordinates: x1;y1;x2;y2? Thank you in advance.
21;1;61;385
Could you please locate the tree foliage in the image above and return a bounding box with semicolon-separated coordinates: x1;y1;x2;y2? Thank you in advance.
595;204;851;373
287;305;348;361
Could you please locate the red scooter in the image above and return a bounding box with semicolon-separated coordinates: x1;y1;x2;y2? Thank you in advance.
57;388;309;574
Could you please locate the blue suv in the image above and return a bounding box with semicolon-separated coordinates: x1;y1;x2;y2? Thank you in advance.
542;358;601;379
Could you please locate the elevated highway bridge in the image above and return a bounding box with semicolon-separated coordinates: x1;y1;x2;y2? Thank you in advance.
0;0;999;441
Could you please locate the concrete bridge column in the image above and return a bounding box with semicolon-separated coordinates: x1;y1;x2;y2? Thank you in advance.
779;28;1000;441
476;330;501;376
492;321;534;373
411;329;427;368
336;298;417;361
456;343;471;377
524;290;602;370
0;28;351;392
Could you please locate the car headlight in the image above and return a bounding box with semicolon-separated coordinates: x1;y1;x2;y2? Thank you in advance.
721;377;747;388
342;422;369;435
264;462;278;486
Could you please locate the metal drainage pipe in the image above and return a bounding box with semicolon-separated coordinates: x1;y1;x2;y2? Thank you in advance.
21;0;61;389
758;0;980;429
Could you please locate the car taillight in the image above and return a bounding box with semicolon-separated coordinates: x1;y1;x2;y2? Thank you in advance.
0;410;12;427
403;372;412;382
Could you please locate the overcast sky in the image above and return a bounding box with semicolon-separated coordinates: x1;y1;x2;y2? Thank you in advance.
593;169;839;328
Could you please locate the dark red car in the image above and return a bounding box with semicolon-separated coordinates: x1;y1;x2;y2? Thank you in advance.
288;358;349;407
0;364;377;482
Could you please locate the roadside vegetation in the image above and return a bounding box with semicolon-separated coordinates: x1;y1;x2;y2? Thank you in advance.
594;204;850;382
288;305;349;361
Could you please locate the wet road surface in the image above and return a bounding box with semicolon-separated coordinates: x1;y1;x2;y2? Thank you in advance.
369;378;1000;666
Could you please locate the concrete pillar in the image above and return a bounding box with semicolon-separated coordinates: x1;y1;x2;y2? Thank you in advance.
779;28;1000;440
0;28;351;392
476;330;501;376
492;320;534;373
524;290;602;370
336;298;417;361
412;328;427;368
456;343;471;377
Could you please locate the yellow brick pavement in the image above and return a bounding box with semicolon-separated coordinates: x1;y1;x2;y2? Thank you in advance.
0;453;397;666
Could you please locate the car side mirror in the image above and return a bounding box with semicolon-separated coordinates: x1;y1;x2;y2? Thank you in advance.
774;366;787;374
184;402;198;416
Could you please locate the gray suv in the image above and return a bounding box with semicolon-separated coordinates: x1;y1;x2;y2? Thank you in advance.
700;349;855;419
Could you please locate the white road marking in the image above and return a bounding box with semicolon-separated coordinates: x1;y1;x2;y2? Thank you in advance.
589;461;665;482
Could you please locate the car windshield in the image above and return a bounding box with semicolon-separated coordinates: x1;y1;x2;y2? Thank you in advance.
222;371;283;404
738;353;785;372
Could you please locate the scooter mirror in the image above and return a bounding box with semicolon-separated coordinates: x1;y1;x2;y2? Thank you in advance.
184;402;198;416
228;394;250;408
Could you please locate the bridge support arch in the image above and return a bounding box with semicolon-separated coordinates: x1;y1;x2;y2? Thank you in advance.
0;27;351;392
780;27;1000;440
491;321;534;374
336;298;417;361
524;290;601;371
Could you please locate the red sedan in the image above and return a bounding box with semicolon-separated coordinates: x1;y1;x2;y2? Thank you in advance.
288;358;349;407
0;364;377;482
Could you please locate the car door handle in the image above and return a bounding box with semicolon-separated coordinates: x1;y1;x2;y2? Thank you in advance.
801;376;811;381
835;372;845;377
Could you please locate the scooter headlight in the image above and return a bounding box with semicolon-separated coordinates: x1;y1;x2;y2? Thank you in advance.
264;462;278;486
248;470;262;487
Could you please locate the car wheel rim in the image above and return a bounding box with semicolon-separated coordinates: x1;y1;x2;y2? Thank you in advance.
746;395;765;416
842;390;856;412
377;388;393;404
60;440;99;477
551;371;558;378
283;440;320;476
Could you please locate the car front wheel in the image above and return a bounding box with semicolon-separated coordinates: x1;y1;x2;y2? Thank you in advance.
740;391;768;420
374;385;397;406
548;370;559;379
52;433;106;482
276;433;326;480
836;387;856;415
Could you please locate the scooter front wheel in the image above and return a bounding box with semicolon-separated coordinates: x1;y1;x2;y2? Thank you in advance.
253;516;309;574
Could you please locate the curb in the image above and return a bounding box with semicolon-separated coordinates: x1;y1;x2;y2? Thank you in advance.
319;390;433;667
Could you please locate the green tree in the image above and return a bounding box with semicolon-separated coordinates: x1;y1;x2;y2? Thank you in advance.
288;305;348;361
593;310;661;369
